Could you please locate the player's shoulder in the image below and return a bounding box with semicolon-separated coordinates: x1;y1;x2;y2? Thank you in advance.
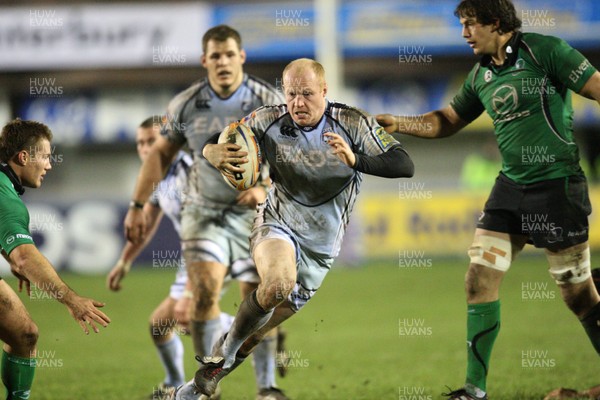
245;74;277;92
521;32;570;59
167;78;209;111
245;104;288;124
0;171;18;198
244;74;284;104
326;101;374;127
521;32;565;49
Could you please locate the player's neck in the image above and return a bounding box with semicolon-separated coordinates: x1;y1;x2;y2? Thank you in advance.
490;31;515;66
210;75;244;99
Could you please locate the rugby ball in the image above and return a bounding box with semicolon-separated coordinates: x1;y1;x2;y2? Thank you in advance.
217;122;261;191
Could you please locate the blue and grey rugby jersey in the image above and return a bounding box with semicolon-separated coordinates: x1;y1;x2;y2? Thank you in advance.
243;101;402;258
163;74;283;208
149;151;192;234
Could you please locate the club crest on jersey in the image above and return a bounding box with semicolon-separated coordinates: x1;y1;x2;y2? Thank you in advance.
241;101;253;112
484;70;493;82
279;125;298;140
195;99;211;109
322;127;334;142
513;58;525;73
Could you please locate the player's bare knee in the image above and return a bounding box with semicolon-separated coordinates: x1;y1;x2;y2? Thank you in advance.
15;321;38;352
466;235;511;300
259;278;295;310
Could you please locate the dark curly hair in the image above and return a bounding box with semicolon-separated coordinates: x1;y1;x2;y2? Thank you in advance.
455;0;522;34
0;118;53;162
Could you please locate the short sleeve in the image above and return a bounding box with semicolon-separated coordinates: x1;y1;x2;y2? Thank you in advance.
450;66;485;123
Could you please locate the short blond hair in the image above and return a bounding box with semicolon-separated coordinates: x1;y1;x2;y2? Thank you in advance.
282;58;326;89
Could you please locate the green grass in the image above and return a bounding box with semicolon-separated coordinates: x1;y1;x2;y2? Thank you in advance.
8;255;600;399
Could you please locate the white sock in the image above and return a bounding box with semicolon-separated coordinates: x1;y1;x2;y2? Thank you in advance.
252;336;277;389
191;318;222;359
155;335;185;387
220;312;235;333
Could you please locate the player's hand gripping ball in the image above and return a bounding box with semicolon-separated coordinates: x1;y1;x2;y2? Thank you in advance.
218;122;262;191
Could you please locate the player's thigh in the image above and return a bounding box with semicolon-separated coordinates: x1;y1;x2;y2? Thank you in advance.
181;208;248;293
186;260;227;294
0;280;38;354
253;239;297;284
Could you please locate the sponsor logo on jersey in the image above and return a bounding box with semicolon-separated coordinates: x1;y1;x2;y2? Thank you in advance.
569;59;591;84
491;84;531;124
6;233;32;244
279;125;298;140
492;85;518;115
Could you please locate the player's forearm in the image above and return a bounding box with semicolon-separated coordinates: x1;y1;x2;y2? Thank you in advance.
122;209;162;262
131;150;171;203
353;147;414;178
397;110;462;139
10;244;76;303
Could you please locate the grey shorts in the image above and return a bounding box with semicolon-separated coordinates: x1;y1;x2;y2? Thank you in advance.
181;203;259;283
250;204;334;312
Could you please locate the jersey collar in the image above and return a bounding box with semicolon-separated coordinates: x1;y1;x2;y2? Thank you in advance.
480;31;522;70
0;162;25;195
208;73;248;101
292;100;328;132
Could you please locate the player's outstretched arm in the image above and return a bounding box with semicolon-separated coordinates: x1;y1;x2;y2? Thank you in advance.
125;135;178;244
376;106;468;139
9;243;111;334
108;203;164;291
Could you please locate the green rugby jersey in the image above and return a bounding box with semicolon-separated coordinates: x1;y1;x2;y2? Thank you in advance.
0;165;34;255
451;32;597;184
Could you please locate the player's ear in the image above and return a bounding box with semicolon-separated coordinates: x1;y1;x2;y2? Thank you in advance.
490;19;500;33
16;150;28;166
201;54;207;68
239;49;247;65
322;82;328;97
